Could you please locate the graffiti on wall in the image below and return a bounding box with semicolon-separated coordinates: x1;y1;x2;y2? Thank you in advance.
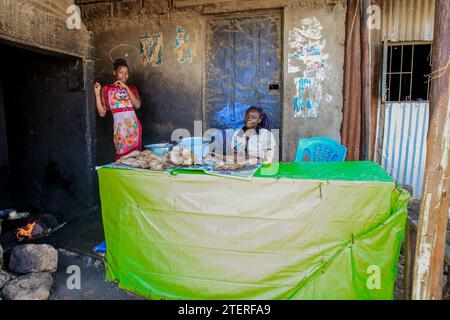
288;17;330;118
175;25;193;64
140;32;163;67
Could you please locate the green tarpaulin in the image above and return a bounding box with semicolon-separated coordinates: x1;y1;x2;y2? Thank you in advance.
97;161;409;300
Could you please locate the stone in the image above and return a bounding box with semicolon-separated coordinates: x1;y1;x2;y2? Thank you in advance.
2;272;53;300
0;269;11;289
9;244;58;274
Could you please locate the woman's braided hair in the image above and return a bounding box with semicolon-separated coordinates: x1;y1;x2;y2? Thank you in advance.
113;58;129;71
245;106;270;132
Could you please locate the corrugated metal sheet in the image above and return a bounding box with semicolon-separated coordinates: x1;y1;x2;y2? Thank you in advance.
381;102;429;199
382;0;435;41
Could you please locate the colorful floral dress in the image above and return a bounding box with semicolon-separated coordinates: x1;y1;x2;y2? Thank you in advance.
101;84;142;159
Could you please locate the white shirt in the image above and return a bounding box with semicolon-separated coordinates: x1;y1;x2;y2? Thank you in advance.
231;127;277;163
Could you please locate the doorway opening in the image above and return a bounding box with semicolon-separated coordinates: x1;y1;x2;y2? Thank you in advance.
0;42;90;220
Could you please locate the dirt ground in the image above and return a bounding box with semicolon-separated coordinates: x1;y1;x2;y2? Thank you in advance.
51;248;445;300
393;200;450;300
52;248;445;300
50;249;144;300
51;247;408;300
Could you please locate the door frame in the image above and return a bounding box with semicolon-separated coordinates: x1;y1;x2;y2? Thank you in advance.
202;8;284;160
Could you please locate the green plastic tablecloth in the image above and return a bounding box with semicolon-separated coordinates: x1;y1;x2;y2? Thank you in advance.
97;161;409;300
171;161;394;182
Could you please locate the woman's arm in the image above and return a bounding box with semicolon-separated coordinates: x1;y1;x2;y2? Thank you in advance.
231;129;246;153
260;129;277;163
127;87;142;110
94;82;107;117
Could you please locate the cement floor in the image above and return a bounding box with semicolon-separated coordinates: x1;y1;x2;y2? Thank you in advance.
50;249;144;300
32;210;144;300
34;206;105;258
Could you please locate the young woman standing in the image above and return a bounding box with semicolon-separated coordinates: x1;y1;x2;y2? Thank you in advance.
94;58;143;160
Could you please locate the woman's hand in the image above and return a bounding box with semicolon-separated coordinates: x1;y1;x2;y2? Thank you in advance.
115;81;142;109
94;82;102;96
94;82;107;117
114;80;129;91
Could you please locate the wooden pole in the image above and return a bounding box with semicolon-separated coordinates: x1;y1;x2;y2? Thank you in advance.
412;0;450;300
360;0;370;160
360;0;382;160
368;0;382;161
404;218;418;300
341;0;362;161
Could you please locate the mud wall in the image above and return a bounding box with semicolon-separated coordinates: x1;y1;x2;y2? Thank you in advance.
283;1;346;161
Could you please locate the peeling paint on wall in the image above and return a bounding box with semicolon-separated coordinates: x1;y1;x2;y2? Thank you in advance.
140;32;163;67
288;17;330;118
175;25;193;64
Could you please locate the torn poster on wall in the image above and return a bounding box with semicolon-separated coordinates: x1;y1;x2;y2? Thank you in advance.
140;32;163;67
294;77;322;118
288;17;330;118
175;25;193;64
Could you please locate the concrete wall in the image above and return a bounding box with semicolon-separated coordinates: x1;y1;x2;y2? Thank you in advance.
0;0;97;219
0;0;93;58
83;0;346;163
283;1;346;161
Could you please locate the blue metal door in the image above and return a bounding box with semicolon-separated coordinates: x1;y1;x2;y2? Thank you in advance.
206;14;282;131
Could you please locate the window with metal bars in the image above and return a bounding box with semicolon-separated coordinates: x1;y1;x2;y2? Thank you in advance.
383;43;432;102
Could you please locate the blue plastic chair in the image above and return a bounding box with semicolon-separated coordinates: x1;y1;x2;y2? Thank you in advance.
295;137;347;163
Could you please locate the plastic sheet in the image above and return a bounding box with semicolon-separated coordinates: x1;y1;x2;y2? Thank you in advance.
98;161;409;300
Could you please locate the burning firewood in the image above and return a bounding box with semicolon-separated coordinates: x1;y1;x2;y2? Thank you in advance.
0;211;63;251
16;220;46;242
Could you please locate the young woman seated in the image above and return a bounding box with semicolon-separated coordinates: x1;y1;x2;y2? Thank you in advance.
231;106;277;164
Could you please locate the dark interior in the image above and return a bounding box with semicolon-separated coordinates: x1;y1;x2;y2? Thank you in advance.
386;44;432;102
0;43;94;220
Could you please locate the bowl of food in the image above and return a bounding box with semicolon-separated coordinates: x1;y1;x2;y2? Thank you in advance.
144;143;173;155
177;137;211;163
